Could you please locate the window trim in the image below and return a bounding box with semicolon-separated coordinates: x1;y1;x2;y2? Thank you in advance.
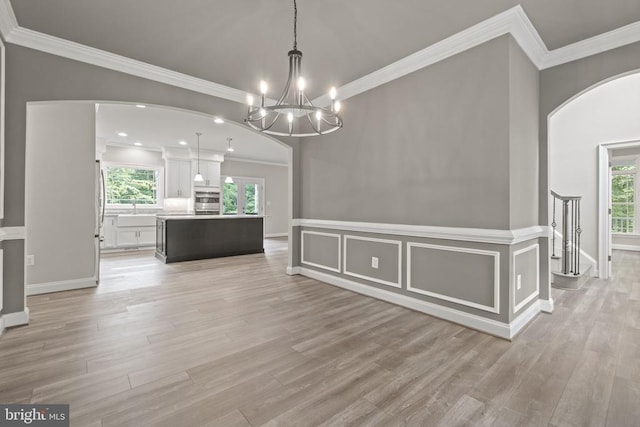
611;155;639;235
103;161;165;209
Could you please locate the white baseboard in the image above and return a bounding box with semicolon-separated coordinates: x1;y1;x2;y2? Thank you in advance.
612;244;640;252
286;266;301;276
265;233;288;238
509;301;541;338
26;277;97;296
298;267;540;340
1;308;30;333
539;298;554;313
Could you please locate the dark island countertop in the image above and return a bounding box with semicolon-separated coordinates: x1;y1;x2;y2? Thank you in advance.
155;215;264;263
156;214;264;220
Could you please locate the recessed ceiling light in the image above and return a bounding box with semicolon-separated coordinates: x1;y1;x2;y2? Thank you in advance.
134;142;142;146
179;140;188;145
135;104;146;108
214;118;224;124
118;132;128;137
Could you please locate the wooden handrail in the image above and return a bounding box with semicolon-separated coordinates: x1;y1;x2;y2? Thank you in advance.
550;190;581;201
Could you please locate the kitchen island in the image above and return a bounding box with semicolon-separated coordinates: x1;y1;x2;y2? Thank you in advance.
155;215;264;263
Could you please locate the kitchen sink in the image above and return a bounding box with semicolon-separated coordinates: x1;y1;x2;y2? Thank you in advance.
117;214;157;227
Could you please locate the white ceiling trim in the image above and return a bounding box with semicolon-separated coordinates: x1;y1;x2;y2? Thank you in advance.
224;157;288;167
5;27;253;104
1;1;640;107
0;0;17;41
541;20;640;69
313;6;547;106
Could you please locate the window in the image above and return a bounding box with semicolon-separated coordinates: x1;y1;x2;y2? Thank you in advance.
611;158;637;233
222;177;263;216
105;164;162;206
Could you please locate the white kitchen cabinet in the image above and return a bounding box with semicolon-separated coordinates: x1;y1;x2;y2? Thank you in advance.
193;160;220;188
165;159;192;198
116;227;156;248
138;227;156;247
101;215;117;249
116;229;139;248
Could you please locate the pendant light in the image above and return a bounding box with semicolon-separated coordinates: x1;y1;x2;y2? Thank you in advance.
227;138;234;152
225;176;234;184
194;132;204;182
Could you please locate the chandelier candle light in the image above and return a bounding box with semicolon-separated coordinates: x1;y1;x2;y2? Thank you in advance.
245;0;343;137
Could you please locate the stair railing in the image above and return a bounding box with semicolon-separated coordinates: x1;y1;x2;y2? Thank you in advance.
550;190;582;275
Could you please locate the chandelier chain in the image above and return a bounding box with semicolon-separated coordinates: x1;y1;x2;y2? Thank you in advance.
293;0;297;50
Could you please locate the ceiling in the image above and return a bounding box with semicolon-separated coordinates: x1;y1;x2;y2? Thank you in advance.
10;1;640;99
96;103;289;164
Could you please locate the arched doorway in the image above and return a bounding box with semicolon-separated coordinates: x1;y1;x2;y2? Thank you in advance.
548;71;640;279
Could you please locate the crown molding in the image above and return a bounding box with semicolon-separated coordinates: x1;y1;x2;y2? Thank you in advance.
0;0;18;42
1;0;639;105
5;26;272;106
313;6;546;106
224;157;288;167
541;20;640;69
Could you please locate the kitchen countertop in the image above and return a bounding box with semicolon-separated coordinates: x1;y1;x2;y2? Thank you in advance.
156;214;264;220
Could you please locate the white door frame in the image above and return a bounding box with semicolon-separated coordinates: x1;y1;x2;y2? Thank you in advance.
221;176;265;216
598;139;640;279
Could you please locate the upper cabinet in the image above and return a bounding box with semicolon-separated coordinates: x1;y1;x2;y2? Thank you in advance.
165;159;191;198
163;147;223;197
193;160;221;189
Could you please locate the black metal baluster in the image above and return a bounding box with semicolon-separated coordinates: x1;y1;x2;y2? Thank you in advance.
576;199;581;275
552;196;557;257
562;199;569;274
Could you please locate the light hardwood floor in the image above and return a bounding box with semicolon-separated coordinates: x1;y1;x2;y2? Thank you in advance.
1;239;638;426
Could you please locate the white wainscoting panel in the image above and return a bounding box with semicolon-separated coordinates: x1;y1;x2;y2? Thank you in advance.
407;242;500;314
513;244;540;314
300;230;341;273
343;235;402;288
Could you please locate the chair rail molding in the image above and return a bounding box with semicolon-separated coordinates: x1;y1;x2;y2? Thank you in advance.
0;226;26;241
294;219;546;246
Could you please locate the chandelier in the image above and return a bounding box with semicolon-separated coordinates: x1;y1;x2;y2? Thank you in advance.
245;0;343;137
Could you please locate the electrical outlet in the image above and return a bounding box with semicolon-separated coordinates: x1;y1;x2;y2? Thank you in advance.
371;257;379;269
516;274;522;290
26;255;35;266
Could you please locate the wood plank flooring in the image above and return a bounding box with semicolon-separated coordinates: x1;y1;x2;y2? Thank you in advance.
1;240;638;426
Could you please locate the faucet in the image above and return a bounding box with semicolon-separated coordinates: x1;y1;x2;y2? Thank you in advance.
132;200;137;214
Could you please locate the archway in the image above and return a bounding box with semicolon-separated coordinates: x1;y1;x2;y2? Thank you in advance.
25;100;294;295
548;71;640;279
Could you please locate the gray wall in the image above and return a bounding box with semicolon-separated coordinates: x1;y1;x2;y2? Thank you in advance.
300;35;512;229
508;38;539;229
2;44;300;314
295;36;542;324
26;103;96;286
221;160;288;236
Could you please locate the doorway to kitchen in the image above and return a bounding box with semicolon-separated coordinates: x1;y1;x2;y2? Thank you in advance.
221;177;265;216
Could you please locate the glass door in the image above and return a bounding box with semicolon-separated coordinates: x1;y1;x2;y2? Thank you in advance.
222;178;264;216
